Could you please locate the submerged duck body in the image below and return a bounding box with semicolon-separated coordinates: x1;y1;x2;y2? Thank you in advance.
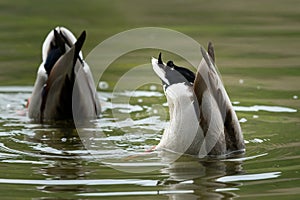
152;43;245;157
28;27;101;122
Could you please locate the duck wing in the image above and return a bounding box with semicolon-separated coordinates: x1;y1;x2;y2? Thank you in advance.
72;60;101;122
193;45;244;155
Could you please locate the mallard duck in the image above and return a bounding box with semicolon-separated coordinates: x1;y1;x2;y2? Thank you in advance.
151;43;245;157
28;27;101;122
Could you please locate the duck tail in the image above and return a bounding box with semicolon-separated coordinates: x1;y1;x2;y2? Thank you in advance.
73;30;86;67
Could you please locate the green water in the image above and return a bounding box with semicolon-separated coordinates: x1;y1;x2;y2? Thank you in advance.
0;0;299;199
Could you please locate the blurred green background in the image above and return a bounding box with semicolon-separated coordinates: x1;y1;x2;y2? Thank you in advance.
1;0;299;83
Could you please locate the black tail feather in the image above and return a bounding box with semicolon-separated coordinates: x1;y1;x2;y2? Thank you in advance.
73;30;86;66
53;29;66;54
158;52;163;65
59;31;73;48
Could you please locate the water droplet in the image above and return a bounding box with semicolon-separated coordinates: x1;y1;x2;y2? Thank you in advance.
149;85;157;91
251;138;263;143
239;118;247;123
98;81;109;90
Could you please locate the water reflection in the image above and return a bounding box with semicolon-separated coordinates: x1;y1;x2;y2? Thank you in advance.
36;160;87;193
0;87;295;199
157;155;244;199
24;121;247;199
29;124;90;193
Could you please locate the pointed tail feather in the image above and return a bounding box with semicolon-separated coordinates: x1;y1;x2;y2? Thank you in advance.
53;29;66;54
73;30;86;66
207;41;215;63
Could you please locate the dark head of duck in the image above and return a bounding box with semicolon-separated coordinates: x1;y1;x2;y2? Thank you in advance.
157;52;195;90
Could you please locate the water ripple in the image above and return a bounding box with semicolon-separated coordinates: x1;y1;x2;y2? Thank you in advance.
0;178;158;186
234;105;297;113
216;172;281;183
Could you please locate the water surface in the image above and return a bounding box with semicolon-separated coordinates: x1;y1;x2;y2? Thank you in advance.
0;86;299;199
0;0;300;199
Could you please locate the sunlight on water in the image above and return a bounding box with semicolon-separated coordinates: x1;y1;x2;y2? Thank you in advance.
216;172;281;183
0;178;158;186
234;105;297;113
77;190;194;197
